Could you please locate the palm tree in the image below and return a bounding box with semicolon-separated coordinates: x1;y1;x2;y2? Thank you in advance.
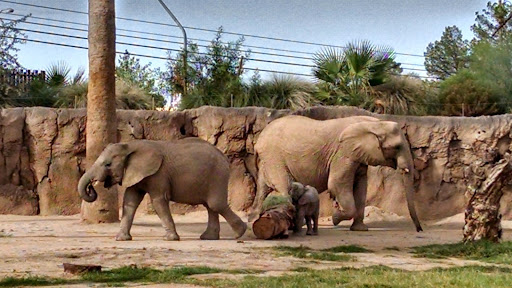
313;40;398;106
25;61;86;107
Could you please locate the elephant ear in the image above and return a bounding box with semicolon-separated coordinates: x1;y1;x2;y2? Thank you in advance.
299;188;318;206
122;145;163;188
338;121;387;166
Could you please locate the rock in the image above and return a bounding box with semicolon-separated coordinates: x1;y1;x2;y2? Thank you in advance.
1;106;512;222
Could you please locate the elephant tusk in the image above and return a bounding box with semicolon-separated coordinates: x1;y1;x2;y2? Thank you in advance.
403;168;410;174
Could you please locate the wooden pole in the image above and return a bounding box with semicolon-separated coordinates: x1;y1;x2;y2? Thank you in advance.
81;0;119;223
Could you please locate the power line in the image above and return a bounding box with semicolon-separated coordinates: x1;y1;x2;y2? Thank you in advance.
6;13;428;68
12;37;319;77
16;26;430;73
11;17;319;62
5;0;426;58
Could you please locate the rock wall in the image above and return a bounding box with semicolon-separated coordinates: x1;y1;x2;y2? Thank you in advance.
1;106;512;220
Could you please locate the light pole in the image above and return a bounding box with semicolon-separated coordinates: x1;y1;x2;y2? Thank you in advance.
156;0;187;99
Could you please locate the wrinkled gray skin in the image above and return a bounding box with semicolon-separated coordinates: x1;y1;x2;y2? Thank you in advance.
248;115;422;232
78;138;247;241
289;182;319;236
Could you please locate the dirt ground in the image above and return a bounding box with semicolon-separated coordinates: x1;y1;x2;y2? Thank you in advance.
1;206;511;287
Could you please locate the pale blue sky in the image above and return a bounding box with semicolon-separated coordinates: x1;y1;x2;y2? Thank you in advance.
5;0;490;80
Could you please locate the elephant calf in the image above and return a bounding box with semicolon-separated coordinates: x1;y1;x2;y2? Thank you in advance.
289;182;319;235
78;138;247;241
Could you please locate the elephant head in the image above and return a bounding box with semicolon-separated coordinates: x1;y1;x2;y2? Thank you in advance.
289;182;306;204
338;120;423;232
78;142;163;202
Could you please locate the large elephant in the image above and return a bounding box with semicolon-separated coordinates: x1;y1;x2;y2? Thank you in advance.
78;138;247;241
248;115;422;232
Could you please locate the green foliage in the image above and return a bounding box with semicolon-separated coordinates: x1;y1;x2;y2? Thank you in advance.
365;75;438;115
0;276;69;287
437;69;503;116
424;26;470;80
261;195;293;211
434;36;512;116
240;73;317;109
313;40;400;106
198;265;512;288
321;245;372;253
21;61;86;108
274;245;354;262
471;1;512;43
116;50;165;107
115;79;155;110
413;240;512;264
165;27;249;109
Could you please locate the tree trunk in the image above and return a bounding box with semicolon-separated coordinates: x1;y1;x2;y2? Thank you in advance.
252;202;295;240
463;154;512;242
81;0;118;223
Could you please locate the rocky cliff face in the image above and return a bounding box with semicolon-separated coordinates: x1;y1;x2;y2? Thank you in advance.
1;106;511;220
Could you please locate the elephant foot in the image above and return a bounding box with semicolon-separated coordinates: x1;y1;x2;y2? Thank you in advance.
200;230;220;240
233;222;247;239
115;232;132;241
332;210;353;226
350;222;369;231
164;232;180;241
307;230;318;236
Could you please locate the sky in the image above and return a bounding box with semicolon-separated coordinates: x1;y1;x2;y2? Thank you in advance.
4;0;492;81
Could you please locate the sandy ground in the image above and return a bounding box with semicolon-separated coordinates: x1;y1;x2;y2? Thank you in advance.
1;206;511;287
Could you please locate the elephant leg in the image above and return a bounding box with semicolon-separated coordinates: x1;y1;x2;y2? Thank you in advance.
151;197;180;241
351;169;369;231
200;206;220;240
116;187;145;241
312;211;319;235
219;206;247;239
329;159;358;226
248;167;290;221
305;215;313;235
294;209;305;234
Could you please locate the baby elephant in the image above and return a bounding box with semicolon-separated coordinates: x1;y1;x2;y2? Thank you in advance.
289;182;320;235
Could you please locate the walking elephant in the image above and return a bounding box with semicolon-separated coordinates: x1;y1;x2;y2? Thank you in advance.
78;138;247;241
248;115;422;232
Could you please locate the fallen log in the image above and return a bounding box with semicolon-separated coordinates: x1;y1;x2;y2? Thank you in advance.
252;195;295;240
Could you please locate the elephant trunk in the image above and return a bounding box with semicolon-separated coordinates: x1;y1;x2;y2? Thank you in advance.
78;170;98;203
403;169;423;232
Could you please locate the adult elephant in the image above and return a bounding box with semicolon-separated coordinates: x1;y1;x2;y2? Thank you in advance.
248;115;422;232
78;138;247;241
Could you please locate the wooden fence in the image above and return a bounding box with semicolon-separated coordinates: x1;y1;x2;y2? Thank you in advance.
1;70;46;89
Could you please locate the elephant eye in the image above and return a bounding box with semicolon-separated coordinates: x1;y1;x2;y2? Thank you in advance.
105;162;112;167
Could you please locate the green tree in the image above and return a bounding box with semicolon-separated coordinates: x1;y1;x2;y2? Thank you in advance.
424;26;470;80
0;13;30;106
438;69;502;116
471;1;512;43
0;13;29;69
313;40;399;106
116;50;165;108
164;27;250;109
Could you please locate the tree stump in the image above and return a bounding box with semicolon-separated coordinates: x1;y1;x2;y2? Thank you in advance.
463;154;512;243
252;195;295;240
